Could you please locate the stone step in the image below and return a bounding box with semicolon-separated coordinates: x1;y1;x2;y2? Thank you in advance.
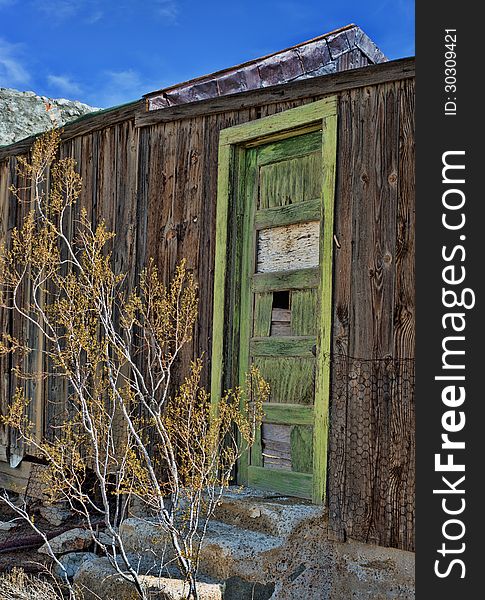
212;487;325;537
120;515;284;583
198;520;284;581
73;556;223;600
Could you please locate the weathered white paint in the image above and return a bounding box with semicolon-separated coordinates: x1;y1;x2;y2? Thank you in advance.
256;221;320;273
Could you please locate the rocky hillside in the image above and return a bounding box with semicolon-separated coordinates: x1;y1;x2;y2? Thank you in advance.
0;88;99;147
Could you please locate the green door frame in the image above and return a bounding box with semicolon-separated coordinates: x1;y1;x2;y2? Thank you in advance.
210;97;337;504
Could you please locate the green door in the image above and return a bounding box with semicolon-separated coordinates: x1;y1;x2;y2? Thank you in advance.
212;99;337;503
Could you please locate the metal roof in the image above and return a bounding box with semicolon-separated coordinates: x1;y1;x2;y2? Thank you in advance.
144;24;387;111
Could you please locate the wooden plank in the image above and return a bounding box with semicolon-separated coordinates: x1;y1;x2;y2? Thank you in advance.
291;425;314;473
252;267;320;292
210;143;233;403
259;154;322;209
220;98;337;146
389;360;415;550
9;158;26;467
172;117;206;374
250;336;316;357
224;142;248;393
247;465;312;499
388;78;415;551
263;403;314;425
135;58;415;128
27;158;45;454
367;82;399;547
197;112;233;388
327;355;349;542
0;159;12;460
270;323;291;336
262;423;292;470
256;221;320;273
0;461;32;495
234;147;258;483
254;357;315;405
291;289;318;336
342;86;377;537
327;89;354;541
394;79;415;362
270;307;291;336
271;308;290;322
255;130;322;166
253;293;273;337
331;90;354;357
255;198;321;230
312;108;337;504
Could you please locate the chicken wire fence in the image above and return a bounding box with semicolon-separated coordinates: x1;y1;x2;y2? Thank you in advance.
327;354;415;550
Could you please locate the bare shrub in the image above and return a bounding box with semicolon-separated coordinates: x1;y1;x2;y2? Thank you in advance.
0;130;268;599
0;568;62;600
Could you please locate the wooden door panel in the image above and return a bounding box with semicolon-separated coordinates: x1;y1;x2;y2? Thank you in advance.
242;130;325;500
253;357;316;405
291;289;318;335
212;98;337;503
252;267;320;293
256;221;320;273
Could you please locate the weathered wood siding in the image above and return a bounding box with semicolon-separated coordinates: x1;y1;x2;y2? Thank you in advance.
328;79;415;551
0;71;415;550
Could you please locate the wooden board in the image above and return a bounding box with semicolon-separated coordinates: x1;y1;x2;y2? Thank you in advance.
256;221;320;273
258;153;322;208
254;357;316;405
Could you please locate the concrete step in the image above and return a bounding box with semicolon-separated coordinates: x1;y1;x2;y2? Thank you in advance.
212;487;325;537
115;497;415;600
119;514;284;598
120;515;284;582
74;556;224;600
198;519;284;581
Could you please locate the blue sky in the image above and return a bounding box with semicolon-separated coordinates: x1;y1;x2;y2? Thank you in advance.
0;1;414;108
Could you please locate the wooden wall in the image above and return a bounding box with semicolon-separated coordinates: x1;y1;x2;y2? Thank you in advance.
328;79;415;551
0;71;415;551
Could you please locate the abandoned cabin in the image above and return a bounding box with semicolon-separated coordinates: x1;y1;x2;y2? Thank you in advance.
0;22;415;583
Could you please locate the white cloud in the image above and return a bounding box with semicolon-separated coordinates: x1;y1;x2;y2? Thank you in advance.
0;38;31;87
47;74;82;97
94;69;145;106
86;9;103;24
30;1;177;25
154;0;178;21
107;69;143;90
33;0;78;21
31;0;104;24
87;69;163;108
